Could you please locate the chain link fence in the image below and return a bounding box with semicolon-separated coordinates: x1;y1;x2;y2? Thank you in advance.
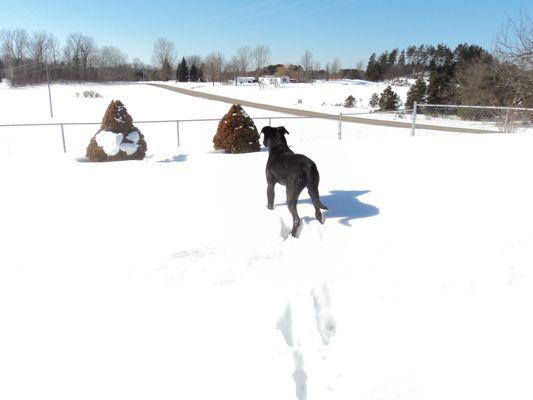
412;103;533;135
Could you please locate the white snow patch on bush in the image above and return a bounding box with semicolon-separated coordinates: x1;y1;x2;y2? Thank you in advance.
127;131;140;143
95;131;123;156
120;142;139;155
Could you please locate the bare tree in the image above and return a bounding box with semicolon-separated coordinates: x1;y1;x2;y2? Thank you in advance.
205;51;225;85
48;36;61;65
331;57;341;79
63;33;97;80
186;54;203;72
495;11;533;69
494;12;533;106
1;29;29;66
79;35;97;69
97;46;127;68
253;44;271;73
13;29;29;64
29;31;49;64
1;29;30;85
301;50;314;81
224;55;240;81
152;38;176;80
236;46;252;75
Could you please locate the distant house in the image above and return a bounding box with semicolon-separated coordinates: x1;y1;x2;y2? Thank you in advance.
235;76;256;85
259;75;290;86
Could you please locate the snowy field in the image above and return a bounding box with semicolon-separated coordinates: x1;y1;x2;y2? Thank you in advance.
1;82;533;400
167;79;412;114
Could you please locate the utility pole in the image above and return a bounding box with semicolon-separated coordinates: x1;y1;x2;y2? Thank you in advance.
46;65;54;118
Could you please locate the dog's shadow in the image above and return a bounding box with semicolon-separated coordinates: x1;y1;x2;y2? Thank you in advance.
276;190;379;226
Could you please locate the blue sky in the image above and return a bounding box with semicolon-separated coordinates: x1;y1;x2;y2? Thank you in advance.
1;0;530;68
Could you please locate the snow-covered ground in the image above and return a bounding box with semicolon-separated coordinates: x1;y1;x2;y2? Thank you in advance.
1;82;533;400
168;79;412;114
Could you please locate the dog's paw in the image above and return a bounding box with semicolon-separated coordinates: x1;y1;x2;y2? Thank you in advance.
267;204;274;210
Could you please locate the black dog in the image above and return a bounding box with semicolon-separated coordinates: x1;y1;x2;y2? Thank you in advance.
261;126;328;237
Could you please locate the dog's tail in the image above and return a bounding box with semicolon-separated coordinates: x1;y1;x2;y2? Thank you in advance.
304;163;328;210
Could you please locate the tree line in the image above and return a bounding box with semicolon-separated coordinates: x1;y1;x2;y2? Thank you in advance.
0;29;363;87
366;13;532;108
1;12;531;108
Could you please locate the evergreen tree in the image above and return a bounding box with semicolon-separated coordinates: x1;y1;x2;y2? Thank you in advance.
388;48;398;77
369;93;380;107
378;86;400;110
405;77;427;109
377;51;389;79
426;68;455;104
344;95;356;108
189;64;199;82
366;53;380;81
454;43;490;66
398;50;406;75
177;57;189;82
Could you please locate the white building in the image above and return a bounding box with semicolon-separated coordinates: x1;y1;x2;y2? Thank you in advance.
235;76;256;85
258;75;290;86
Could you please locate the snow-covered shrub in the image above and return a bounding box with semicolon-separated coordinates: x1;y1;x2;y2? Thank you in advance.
82;90;103;98
86;100;147;161
213;104;260;153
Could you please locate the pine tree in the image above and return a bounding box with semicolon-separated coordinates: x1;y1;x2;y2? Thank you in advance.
369;93;379;107
366;53;380;81
189;64;199;82
378;86;400;110
426;68;455;104
177;57;189;82
398;50;406;75
406;77;427;109
344;95;356;108
377;52;388;79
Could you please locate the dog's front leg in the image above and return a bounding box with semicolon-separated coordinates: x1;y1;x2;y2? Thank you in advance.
266;173;276;210
267;182;275;209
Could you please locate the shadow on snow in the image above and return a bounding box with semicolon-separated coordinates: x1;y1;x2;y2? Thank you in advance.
157;154;188;163
276;190;379;226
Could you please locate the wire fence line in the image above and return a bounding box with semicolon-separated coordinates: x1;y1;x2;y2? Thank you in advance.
0;115;322;153
1;104;532;154
410;103;533;135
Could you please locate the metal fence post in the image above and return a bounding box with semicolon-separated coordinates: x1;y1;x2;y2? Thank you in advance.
338;112;342;140
411;102;417;136
268;117;272;127
60;124;66;153
504;108;510;133
46;66;54;118
176;120;180;147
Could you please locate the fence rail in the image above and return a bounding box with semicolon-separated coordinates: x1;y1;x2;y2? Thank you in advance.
1;104;532;154
0;115;330;153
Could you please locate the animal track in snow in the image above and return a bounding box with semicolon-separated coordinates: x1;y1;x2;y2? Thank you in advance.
292;350;308;400
276;303;294;347
277;303;308;400
311;283;336;345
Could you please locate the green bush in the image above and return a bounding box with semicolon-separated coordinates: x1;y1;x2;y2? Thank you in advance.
213;104;260;153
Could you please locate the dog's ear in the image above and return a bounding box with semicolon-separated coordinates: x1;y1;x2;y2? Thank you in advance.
279;126;289;135
261;126;272;135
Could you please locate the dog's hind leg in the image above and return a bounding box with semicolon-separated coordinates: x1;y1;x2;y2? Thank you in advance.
286;183;305;237
287;198;300;237
304;165;328;224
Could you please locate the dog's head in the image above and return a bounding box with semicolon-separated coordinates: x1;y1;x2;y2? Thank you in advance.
261;126;289;148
